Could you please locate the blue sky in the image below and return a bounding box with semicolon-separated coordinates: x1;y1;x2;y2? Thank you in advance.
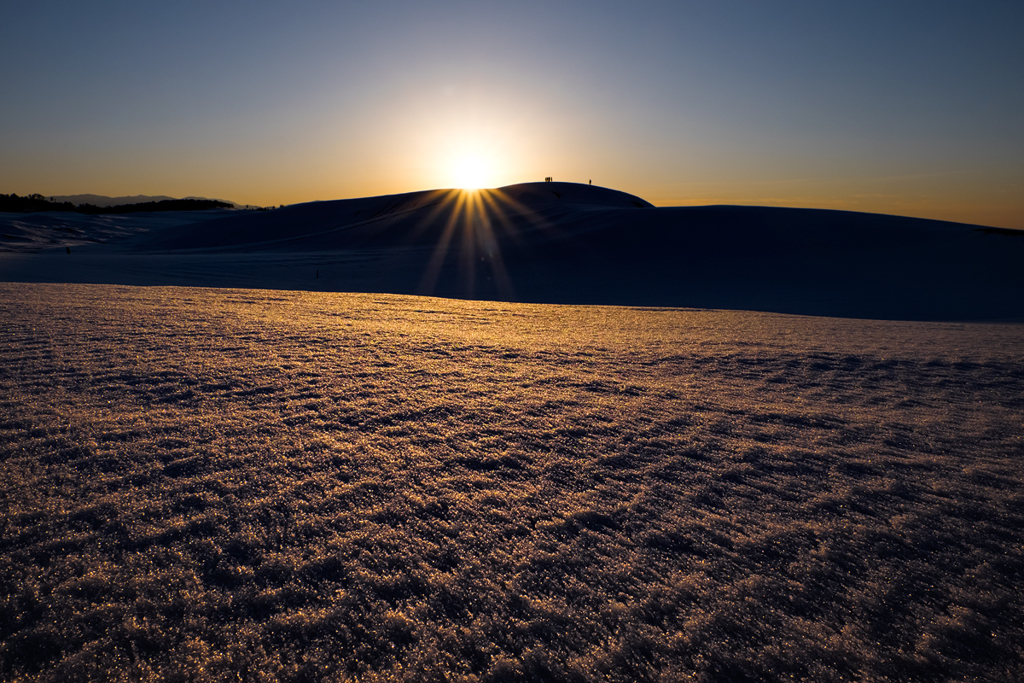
2;0;1022;227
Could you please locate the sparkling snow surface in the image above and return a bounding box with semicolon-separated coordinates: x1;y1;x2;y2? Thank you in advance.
2;283;1022;681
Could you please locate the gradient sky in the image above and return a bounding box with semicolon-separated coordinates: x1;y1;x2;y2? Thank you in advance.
2;0;1023;228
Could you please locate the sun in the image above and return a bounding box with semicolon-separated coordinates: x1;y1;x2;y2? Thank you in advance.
449;152;494;191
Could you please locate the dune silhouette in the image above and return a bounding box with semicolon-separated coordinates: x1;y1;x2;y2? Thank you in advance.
3;182;1023;320
136;183;654;251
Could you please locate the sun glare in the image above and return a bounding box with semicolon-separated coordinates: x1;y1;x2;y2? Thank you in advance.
450;152;494;190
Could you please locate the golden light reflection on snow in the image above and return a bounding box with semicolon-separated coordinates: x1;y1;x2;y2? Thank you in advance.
3;284;1024;681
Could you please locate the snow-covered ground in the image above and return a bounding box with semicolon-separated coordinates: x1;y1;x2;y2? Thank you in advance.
2;184;1023;679
3;182;1022;320
2;283;1022;681
0;209;235;252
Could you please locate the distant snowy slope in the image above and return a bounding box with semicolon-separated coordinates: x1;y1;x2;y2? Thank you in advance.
497;182;654;208
137;189;457;251
137;183;653;251
0;209;236;252
2;182;1022;320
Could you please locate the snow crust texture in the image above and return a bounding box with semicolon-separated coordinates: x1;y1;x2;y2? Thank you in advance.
2;283;1023;681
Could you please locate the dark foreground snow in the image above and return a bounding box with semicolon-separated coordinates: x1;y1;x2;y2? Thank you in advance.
2;283;1022;681
3;183;1023;321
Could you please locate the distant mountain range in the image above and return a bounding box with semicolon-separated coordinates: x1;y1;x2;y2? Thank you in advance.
49;194;238;208
0;194;235;215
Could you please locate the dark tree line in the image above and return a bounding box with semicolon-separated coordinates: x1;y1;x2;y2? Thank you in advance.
0;193;233;214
